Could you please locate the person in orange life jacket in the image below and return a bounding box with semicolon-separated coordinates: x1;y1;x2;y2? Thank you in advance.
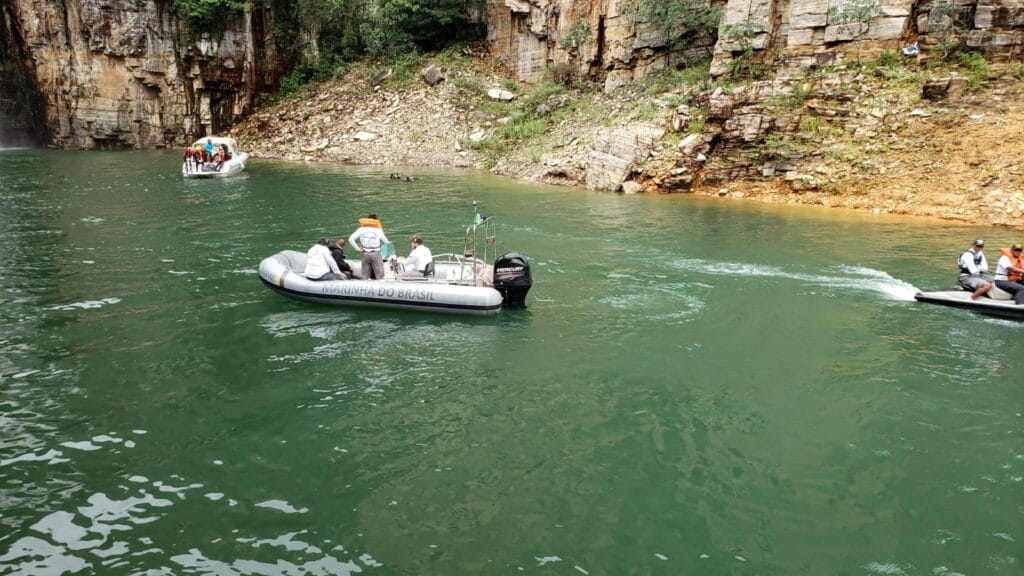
993;243;1024;304
348;213;390;280
303;238;346;281
183;146;195;172
329;238;355;279
957;239;993;299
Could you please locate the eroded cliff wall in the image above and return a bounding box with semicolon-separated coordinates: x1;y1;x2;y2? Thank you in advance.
0;0;280;150
486;0;718;91
1;2;48;146
487;0;1024;86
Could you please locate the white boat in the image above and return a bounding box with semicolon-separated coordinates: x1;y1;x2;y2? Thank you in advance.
258;250;531;316
182;136;248;178
915;283;1024;320
258;209;533;315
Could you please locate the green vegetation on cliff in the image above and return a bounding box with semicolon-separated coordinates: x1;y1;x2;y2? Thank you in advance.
271;0;485;93
171;0;484;92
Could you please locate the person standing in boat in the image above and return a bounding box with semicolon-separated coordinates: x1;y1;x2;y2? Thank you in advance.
398;234;433;277
348;214;390;280
183;145;195;173
957;239;993;300
329;238;355;279
303;238;346;281
994;243;1024;304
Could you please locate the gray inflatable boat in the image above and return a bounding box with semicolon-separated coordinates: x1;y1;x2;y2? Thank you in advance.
258;250;532;316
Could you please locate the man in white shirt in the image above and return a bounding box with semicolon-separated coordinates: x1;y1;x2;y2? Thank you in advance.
957;239;992;299
348;214;390;280
994;243;1024;304
303;238;345;281
398;234;433;278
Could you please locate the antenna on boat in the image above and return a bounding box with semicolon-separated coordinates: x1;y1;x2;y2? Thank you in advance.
462;201;497;279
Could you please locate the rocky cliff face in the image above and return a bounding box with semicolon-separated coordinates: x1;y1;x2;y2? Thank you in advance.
0;0;281;150
0;2;47;146
485;0;718;91
486;0;1023;86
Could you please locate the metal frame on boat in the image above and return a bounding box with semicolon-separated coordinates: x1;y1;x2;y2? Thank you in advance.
182;136;248;178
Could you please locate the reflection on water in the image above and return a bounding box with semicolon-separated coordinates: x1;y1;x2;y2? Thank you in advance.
0;150;1021;575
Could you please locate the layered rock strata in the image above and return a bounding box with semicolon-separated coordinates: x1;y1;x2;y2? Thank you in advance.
0;0;280;150
486;0;1024;86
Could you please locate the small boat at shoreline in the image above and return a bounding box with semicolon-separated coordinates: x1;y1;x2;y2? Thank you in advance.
182;136;248;178
915;284;1024;320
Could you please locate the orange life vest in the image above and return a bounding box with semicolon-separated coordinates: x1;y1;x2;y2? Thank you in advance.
998;248;1024;281
358;218;382;229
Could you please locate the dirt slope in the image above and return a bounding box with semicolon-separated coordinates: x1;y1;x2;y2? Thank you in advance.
231;58;1024;230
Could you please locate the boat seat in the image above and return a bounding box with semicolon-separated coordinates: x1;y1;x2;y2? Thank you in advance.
423;261;435;278
988;284;1013;301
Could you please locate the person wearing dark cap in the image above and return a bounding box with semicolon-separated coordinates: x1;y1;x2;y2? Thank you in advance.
303;238;346;281
957;239;993;299
993;243;1024;304
329;238;355;279
397;234;433;278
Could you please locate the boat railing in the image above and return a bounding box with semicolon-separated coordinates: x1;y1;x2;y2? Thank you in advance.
428;253;493;287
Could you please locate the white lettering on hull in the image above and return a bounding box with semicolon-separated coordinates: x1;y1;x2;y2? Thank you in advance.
320;283;438;302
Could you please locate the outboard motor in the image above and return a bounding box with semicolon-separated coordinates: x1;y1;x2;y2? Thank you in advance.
493;252;532;308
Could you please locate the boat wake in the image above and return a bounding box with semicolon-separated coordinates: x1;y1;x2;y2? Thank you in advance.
669;259;919;301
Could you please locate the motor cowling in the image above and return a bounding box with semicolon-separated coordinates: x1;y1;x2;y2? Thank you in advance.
493;252;532;308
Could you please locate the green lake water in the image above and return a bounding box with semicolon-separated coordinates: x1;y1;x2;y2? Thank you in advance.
0;149;1021;575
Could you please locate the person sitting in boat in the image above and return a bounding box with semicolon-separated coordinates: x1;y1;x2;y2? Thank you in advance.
957;239;994;300
329;238;355;279
213;145;225;171
348;214;390;280
397;234;433;278
303;238;346;281
993;243;1024;304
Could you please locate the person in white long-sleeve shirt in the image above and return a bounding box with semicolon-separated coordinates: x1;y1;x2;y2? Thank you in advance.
957;239;992;299
398;234;433;278
303;238;345;281
348;214;390;280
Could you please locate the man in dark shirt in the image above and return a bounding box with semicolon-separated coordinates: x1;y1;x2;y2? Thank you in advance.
329;239;355;279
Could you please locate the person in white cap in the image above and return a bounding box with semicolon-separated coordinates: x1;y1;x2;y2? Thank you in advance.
957;239;992;299
398;234;433;278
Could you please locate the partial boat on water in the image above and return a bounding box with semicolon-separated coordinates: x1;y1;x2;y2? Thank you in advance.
258;210;533;316
182;136;248;178
915;283;1024;320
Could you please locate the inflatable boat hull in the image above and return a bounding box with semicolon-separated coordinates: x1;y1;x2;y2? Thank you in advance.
259;251;504;316
914;289;1024;320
